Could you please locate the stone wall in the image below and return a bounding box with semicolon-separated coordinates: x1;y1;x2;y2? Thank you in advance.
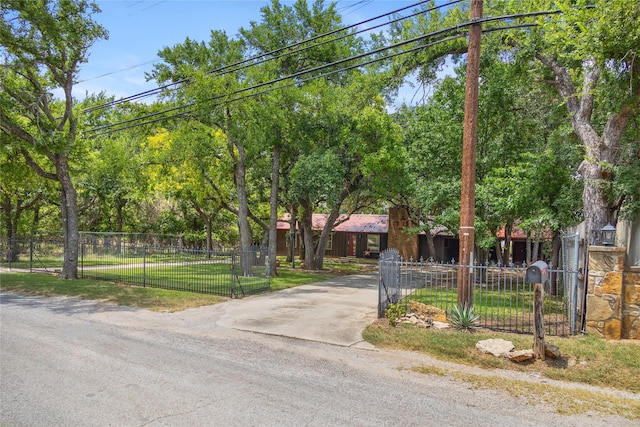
586;246;640;340
388;207;418;261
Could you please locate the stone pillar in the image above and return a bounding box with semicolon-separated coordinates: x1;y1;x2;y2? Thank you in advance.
623;271;640;339
388;207;418;261
585;246;625;339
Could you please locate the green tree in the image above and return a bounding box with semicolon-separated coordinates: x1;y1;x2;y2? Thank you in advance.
0;145;54;260
506;0;640;243
0;0;107;278
290;80;405;269
391;0;639;247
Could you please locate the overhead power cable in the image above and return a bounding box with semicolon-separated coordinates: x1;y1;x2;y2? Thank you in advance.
86;5;594;136
85;13;544;137
84;0;464;113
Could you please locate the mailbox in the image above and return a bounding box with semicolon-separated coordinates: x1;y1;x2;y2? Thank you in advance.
526;260;549;284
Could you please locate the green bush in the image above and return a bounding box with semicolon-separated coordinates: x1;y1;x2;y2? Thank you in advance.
385;303;406;327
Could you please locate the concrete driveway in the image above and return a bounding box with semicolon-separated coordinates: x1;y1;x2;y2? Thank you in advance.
215;272;379;347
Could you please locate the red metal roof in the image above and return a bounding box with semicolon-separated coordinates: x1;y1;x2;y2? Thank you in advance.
278;214;388;233
279;213;544;240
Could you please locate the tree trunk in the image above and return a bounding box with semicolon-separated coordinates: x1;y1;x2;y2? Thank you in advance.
580;161;611;245
2;194;18;262
56;155;79;280
313;204;342;270
535;56;638;243
502;221;513;265
205;218;213;252
227;111;253;276
425;230;436;261
268;144;281;276
299;201;317;269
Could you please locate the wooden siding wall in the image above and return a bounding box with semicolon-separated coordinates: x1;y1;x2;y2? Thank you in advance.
276;230;388;258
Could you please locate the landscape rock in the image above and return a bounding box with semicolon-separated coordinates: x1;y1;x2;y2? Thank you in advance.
545;342;562;359
432;321;450;330
507;349;535;362
409;301;447;322
396;311;435;329
476;338;515;357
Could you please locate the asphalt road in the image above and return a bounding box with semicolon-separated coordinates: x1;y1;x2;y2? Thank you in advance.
1;274;637;426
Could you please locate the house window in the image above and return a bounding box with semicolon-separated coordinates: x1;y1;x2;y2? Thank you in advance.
325;233;333;251
311;231;333;251
367;234;380;253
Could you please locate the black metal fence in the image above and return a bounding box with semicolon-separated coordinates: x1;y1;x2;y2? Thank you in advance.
379;250;580;336
1;236;269;298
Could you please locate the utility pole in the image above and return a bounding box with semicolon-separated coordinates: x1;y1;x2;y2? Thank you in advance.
458;0;483;308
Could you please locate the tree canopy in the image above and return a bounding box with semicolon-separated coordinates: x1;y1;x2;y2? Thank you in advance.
2;0;638;274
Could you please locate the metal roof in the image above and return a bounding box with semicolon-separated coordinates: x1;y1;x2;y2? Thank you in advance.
278;214;388;233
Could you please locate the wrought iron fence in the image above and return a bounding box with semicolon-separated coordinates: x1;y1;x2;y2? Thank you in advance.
1;235;65;272
1;236;269;298
379;252;580;336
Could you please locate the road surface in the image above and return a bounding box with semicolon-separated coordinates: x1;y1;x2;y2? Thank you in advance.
1;274;637;426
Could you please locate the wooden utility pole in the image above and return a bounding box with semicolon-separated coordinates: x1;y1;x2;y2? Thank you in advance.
458;0;483;307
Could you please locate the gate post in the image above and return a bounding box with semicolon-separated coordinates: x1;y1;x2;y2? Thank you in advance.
585;246;625;339
526;261;549;359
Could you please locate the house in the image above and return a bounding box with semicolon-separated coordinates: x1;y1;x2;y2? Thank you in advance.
276;213;389;258
277;207;540;263
276;208;459;261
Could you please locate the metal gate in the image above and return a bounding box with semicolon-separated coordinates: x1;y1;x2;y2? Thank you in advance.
562;233;585;334
378;248;401;317
378;249;582;336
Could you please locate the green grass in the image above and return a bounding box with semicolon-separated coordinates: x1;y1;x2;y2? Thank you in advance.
363;320;640;394
0;257;367;310
269;268;334;291
0;271;228;312
403;287;567;335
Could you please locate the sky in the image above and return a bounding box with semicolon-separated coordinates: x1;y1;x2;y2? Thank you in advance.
76;0;436;106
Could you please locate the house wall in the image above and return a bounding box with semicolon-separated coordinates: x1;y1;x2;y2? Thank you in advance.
418;236;459;262
275;229;388;258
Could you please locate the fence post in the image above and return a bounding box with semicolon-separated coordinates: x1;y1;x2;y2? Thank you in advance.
533;283;545;360
143;245;147;287
526;260;549;359
80;243;84;278
29;235;34;272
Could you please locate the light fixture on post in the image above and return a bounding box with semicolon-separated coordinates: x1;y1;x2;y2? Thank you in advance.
601;223;616;246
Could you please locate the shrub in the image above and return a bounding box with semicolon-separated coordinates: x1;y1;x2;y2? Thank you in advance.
385;303;406;327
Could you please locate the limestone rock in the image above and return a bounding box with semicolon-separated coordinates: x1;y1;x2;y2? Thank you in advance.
397;313;434;328
432;321;450;330
544;342;562;359
507;349;534;362
476;338;514;357
409;301;447;322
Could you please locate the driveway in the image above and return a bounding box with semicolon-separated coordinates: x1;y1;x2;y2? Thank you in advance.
215;272;379;347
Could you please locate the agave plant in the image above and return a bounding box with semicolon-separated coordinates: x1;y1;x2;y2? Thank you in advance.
449;304;480;332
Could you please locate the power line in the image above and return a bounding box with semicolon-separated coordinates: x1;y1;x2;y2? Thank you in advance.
86;18;539;137
84;0;463;113
85;13;467;135
85;6;583;136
